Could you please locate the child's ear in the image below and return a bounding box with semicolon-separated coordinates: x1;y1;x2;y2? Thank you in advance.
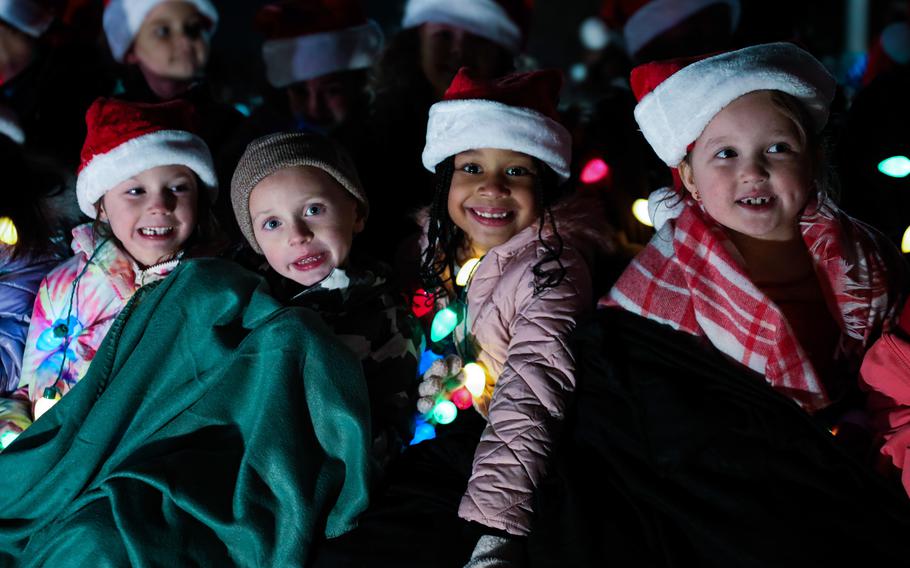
96;201;108;222
353;212;366;235
125;49;139;65
677;160;698;198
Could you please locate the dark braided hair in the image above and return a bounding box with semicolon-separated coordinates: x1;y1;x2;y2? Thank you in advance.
419;155;568;297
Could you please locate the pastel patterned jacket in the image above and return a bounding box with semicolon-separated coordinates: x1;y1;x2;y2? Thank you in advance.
0;223;179;437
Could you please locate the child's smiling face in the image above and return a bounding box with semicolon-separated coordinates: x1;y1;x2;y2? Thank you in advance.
679;90;815;242
448;148;539;257
99;164;199;267
127;1;211;82
249;166;364;287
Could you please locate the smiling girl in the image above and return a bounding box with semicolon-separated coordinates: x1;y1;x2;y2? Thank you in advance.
0;97;219;439
607;42;899;421
414;67;613;562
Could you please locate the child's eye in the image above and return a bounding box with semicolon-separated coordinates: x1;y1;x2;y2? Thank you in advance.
460;163;481;175
126;187;145;196
153;25;170;39
304;205;325;216
262;218;281;231
768;143;792;153
505;166;533;176
714;148;737;159
169;183;190;193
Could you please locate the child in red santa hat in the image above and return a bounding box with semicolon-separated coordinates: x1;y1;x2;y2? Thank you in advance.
605;42;902;434
0;97;221;444
103;0;217;101
414;67;611;565
365;0;534;268
254;0;383;134
580;0;740;64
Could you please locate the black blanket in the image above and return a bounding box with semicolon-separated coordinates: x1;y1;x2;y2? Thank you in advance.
530;309;910;567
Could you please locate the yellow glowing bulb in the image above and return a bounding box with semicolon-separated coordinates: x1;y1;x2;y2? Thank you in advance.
902;226;910;254
0;217;18;246
463;362;486;398
632;199;653;227
455;258;481;287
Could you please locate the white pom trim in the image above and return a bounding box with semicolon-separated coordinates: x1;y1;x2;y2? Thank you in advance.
647;187;685;232
76;130;217;218
262;21;383;88
402;0;522;53
624;0;740;57
0;0;53;37
104;0;219;62
422;99;572;180
634;42;835;167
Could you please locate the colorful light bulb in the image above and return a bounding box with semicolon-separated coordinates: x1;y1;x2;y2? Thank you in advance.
410;421;437;445
0;431;18;450
430;306;460;342
411;288;436;318
0;217;18;246
580;158;610;185
463;363;486;398
418;349;444;375
902;226;910;254
432;400;458;425
456;258;481;287
451;387;473;410
632;198;653;227
878;156;910;178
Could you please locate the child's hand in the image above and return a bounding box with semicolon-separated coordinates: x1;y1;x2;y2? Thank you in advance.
416;354;463;414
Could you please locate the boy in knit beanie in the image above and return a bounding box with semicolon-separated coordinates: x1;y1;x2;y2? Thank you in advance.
232;132;420;472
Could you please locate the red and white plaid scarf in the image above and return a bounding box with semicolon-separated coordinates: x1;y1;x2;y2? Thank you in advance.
603;199;891;412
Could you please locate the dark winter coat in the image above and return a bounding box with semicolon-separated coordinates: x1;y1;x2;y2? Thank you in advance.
284;262;421;468
0;248;58;392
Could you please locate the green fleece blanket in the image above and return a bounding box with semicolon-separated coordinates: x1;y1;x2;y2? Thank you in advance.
0;259;372;567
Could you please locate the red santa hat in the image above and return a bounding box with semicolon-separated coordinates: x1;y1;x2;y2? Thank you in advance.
631;42;836;167
103;0;218;62
580;0;740;57
863;21;910;86
402;0;532;54
256;0;383;89
422;67;571;180
76;97;217;218
0;0;54;38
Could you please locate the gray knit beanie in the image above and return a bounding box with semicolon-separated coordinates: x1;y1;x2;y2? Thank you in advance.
231;132;369;253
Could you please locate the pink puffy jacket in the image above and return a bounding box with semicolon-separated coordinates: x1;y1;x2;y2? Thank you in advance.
859;301;910;497
452;195;614;535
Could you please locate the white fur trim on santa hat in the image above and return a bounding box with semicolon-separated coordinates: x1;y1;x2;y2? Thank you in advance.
0;0;54;38
0;105;24;144
76;130;217;218
104;0;219;62
402;0;522;53
634;42;835;167
422;99;572;180
262;21;383;88
624;0;740;57
881;22;910;65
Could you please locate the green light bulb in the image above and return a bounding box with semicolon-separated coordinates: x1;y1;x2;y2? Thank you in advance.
430;306;460;342
432;400;458;425
878;156;910;178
